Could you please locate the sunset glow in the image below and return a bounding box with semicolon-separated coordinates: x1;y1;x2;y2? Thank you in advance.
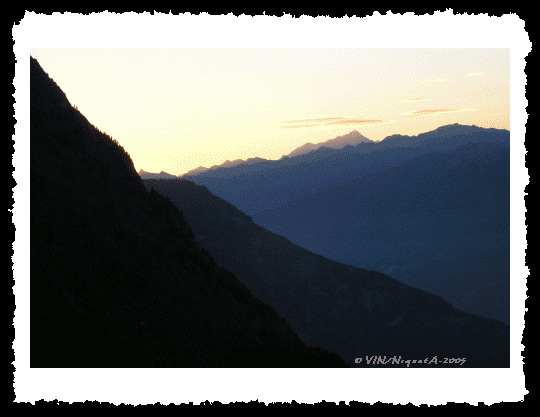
29;48;510;176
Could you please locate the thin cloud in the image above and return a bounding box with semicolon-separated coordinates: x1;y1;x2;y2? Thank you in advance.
405;108;477;117
411;108;452;115
282;123;322;129
281;117;344;124
465;72;483;77
399;98;430;104
327;118;385;125
280;117;388;129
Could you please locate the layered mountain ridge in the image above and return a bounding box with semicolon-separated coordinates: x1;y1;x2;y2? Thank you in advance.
143;177;510;367
174;122;510;326
284;130;374;158
140;130;373;178
183;157;269;177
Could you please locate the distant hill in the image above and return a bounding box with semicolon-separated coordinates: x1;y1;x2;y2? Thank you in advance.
30;55;347;368
253;139;510;325
183;157;269;177
138;169;178;179
181;123;510;215
144;178;510;367
180;123;510;325
178;131;373;178
286;130;374;158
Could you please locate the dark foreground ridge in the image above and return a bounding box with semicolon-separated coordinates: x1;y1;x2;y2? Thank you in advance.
30;56;347;367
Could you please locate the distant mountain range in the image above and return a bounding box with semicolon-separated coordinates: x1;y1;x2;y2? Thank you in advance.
176;123;510;325
252;139;510;324
182;157;268;177
138;130;373;178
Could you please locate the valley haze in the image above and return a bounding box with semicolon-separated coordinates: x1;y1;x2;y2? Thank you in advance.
141;123;511;327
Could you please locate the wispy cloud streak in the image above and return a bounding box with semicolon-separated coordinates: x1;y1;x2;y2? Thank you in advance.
404;108;477;117
280;117;388;129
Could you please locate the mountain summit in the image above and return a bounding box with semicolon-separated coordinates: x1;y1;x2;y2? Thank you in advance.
286;130;374;158
179;122;510;326
138;169;178;179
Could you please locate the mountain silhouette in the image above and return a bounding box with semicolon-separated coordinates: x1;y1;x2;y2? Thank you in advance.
176;131;373;178
138;169;178;179
180;123;509;218
251;138;510;324
30;56;348;368
182;157;269;177
286;130;374;158
179;124;510;325
143;178;510;367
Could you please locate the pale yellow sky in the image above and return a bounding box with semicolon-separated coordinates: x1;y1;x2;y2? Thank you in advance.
30;48;510;176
